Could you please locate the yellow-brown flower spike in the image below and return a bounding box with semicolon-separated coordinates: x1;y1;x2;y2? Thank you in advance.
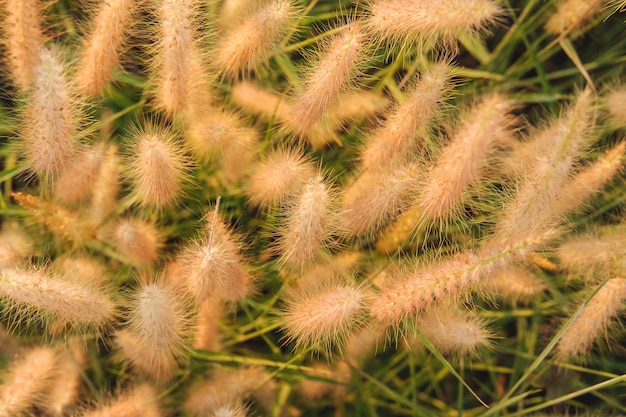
286;22;366;138
21;47;78;183
126;125;190;210
112;218;163;266
282;279;368;352
76;0;138;96
0;347;57;417
366;0;501;51
556;278;626;358
2;0;44;91
418;94;514;222
214;0;298;78
116;281;189;382
276;174;337;271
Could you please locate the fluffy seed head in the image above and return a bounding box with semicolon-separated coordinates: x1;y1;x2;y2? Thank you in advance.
215;0;297;78
0;346;57;417
282;279;368;352
112;218;163;266
76;0;137;96
186;110;245;161
181;207;251;303
366;0;502;51
556;278;626;358
490;90;596;248
287;22;366;137
117;281;189;381
545;0;604;35
153;0;203;114
341;161;421;238
184;367;264;415
89;144;120;226
55;143;106;206
2;0;44;91
0;266;116;332
360;62;452;170
418;94;514;221
0;222;33;267
276;174;336;271
21;47;77;183
126;125;189;209
246;149;315;207
604;85;626;128
80;384;161;417
482;264;547;303
416;304;492;356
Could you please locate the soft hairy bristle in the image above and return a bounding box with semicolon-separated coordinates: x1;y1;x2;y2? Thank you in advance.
0;266;116;331
545;0;604;35
360;62;452;170
282;279;368;352
181;207;251;303
416;304;492;356
418;94;514;222
3;0;44;91
366;0;501;51
112;218;162;266
21;47;77;183
276;174;336;271
126;125;189;209
0;346;57;417
556;278;626;358
76;0;137;96
214;0;297;78
245;148;315;208
117;281;189;381
286;22;366;137
80;384;161;417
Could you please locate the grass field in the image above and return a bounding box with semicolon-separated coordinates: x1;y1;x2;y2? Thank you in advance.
1;0;626;416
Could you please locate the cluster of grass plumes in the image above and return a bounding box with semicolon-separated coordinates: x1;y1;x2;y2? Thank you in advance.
1;0;626;416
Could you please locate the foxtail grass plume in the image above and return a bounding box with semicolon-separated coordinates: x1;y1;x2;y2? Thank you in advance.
44;343;84;417
489;90;596;249
215;0;297;78
181;204;251;302
0;266;115;332
342;161;421;238
417;94;514;221
116;281;189;381
112;218;162;266
245;147;315;208
282;279;368;352
2;0;44;91
153;0;203;114
0;346;57;417
360;62;452;170
80;384;161;417
184;367;264;415
545;0;606;35
186;110;247;162
89;144;120;226
21;47;77;183
415;304;492;356
0;222;33;267
126;125;189;209
276;174;336;271
76;0;137;96
556;278;626;358
287;22;366;138
604;86;626;128
55;143;106;206
482;264;547;303
365;0;501;51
